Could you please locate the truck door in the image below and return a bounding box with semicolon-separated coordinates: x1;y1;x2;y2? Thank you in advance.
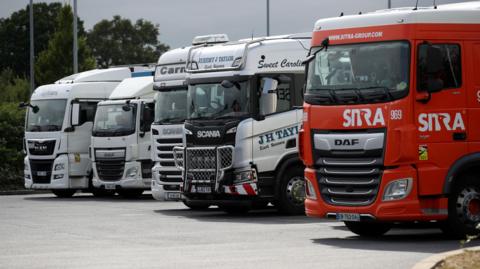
414;41;468;196
252;74;301;176
467;43;480;150
68;101;97;183
138;102;154;178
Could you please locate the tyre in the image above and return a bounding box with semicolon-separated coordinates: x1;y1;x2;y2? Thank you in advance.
91;188;115;197
117;189;144;199
52;189;76;198
441;178;480;239
182;200;210;210
276;165;305;215
219;204;251;215
344;221;392;237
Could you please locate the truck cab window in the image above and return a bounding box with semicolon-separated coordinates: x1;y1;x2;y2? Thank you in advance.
260;75;293;114
78;102;97;126
141;102;155;132
417;43;462;92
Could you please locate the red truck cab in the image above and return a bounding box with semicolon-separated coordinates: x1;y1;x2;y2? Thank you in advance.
301;2;480;238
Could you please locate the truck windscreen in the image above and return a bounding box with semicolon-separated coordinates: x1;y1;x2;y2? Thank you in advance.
154;88;187;124
92;104;137;137
26;99;67;132
305;41;410;105
187;81;250;120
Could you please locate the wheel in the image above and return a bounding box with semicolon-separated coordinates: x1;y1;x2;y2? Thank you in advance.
182;200;210;210
91;188;115;197
344;221;392;237
52;189;76;198
441;178;480;239
117;189;144;199
276;165;305;215
219;204;251;215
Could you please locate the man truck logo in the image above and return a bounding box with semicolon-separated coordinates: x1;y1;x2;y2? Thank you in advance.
418;112;465;132
197;130;221;138
343;108;385;127
34;144;48;151
334;139;359;146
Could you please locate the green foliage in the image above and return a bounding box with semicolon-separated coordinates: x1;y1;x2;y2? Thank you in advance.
87;15;169;68
0;69;28;190
35;5;95;85
0;69;30;103
0;3;86;80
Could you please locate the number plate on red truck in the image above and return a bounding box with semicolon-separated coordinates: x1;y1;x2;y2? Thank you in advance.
336;213;361;222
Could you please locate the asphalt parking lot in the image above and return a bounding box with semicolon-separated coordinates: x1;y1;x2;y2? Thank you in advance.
0;193;475;269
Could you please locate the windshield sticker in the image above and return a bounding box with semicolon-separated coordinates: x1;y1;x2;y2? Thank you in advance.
329;31;383;41
418;112;465;132
343;108;385;127
419;145;429;161
258;125;299;151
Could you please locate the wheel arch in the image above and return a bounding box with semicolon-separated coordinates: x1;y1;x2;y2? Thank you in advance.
443;152;480;194
273;153;305;198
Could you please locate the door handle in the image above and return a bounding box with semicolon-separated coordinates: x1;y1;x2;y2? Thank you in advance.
453;132;467;141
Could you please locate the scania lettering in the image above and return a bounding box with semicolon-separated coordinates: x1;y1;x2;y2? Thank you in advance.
21;68;139;197
301;2;480;238
174;34;310;214
91;75;155;198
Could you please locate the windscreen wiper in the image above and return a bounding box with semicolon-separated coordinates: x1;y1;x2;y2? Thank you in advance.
357;86;393;101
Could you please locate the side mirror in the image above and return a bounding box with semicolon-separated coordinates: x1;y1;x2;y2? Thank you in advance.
122;104;131;111
71;103;80;126
259;78;278;116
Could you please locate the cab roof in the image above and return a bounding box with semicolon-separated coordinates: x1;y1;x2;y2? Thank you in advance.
109;76;154;100
314;1;480;31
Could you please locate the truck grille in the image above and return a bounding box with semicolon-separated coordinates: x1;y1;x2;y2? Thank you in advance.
27;140;56;155
179;146;234;190
96;160;125;181
155;138;183;167
29;159;54;184
312;130;385;206
158;170;183;183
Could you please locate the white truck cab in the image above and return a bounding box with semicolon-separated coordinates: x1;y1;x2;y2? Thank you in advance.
150;47;189;201
174;34;311;214
22;68;136;197
91;76;155;198
151;36;230;204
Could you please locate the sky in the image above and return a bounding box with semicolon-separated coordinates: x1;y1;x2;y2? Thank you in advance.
1;0;472;48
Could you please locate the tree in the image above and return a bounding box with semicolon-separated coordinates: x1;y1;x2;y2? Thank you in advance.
0;3;87;79
87;16;169;68
35;5;95;86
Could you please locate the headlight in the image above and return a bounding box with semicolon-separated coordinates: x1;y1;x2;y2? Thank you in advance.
383;178;413;201
184;128;193;135
234;169;256;184
126;167;138;178
226;126;237;134
305;178;317;200
54;174;64;179
54;163;65;171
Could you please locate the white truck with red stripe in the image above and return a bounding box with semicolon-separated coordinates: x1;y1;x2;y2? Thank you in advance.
174;34;310;214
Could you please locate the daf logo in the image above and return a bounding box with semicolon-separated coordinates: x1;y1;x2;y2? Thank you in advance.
197;130;221;138
334;139;359;146
104;152;115;157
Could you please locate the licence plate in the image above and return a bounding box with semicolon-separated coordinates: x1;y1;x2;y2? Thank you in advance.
104;184;116;190
166;192;181;200
336;213;361;222
37;171;47;176
196;186;211;194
